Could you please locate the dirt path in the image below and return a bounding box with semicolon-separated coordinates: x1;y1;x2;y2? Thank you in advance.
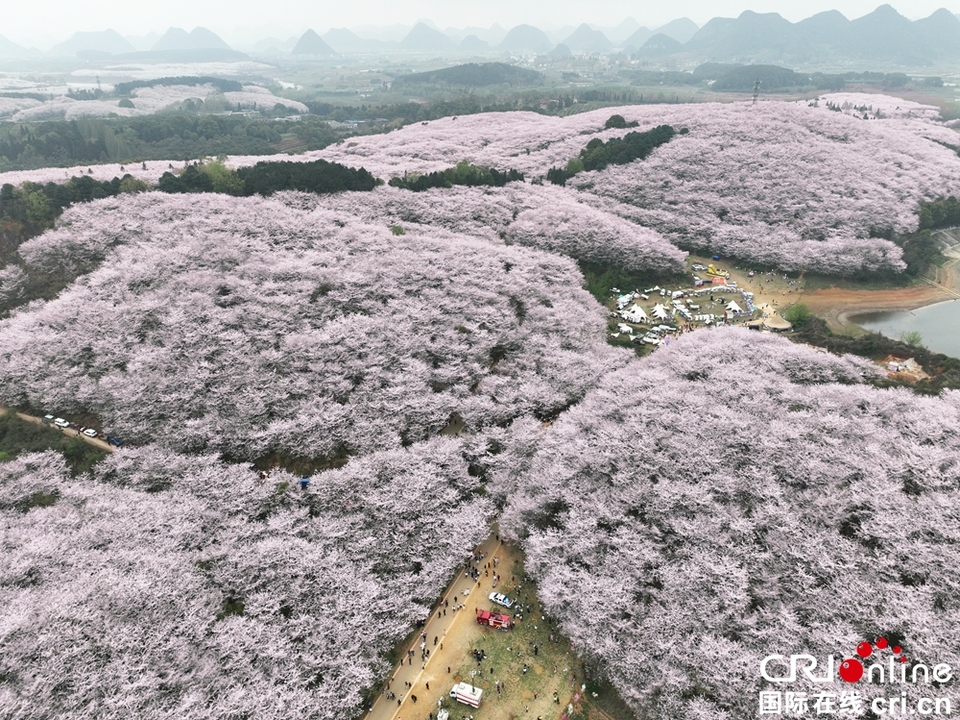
364;532;596;720
364;532;504;720
0;405;114;453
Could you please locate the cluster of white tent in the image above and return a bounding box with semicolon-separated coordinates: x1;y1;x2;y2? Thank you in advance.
611;277;757;339
618;302;673;324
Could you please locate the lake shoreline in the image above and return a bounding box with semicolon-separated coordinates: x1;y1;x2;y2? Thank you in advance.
797;252;960;333
845;297;960;358
801;283;953;331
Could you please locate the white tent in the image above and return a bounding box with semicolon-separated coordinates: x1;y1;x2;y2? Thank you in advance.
623;304;647;323
651;304;670;321
726;300;744;314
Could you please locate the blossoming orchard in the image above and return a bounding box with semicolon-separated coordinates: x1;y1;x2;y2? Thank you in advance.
1;92;960;720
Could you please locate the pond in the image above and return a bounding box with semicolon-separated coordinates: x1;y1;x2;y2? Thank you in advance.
853;300;960;358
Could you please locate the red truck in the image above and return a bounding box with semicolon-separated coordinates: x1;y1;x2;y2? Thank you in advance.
476;608;512;630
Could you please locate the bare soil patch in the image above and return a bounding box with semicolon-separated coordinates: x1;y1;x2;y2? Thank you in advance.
876;355;930;383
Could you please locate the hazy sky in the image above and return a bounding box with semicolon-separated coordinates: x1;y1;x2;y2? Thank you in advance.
5;0;959;48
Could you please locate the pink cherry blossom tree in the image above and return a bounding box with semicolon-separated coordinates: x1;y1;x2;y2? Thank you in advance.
497;329;960;720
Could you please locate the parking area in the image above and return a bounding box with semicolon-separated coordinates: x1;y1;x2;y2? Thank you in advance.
0;407;117;453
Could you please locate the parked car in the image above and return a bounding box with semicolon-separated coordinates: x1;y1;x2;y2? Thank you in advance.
82;428;98;437
489;592;513;608
53;418;69;428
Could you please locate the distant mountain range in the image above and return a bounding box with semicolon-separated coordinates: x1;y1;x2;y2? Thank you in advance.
318;17;697;55
37;26;243;61
680;5;960;65
317;5;960;66
5;5;960;68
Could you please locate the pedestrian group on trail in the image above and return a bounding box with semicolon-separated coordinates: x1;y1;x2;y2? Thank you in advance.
372;537;577;720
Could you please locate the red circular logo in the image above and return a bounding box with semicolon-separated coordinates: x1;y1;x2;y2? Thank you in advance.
839;658;864;683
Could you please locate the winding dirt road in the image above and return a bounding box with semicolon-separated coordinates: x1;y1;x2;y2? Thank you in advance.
0;406;114;453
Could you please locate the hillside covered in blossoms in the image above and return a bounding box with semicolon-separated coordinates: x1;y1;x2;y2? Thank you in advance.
313;98;960;275
4;96;959;275
498;329;960;719
0;192;627;459
2;93;960;720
